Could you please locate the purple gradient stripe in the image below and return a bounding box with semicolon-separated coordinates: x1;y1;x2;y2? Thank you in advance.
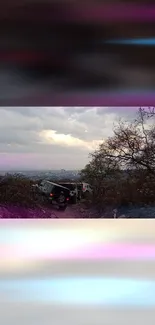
2;92;155;106
74;4;155;23
14;243;155;261
15;4;155;23
71;243;155;260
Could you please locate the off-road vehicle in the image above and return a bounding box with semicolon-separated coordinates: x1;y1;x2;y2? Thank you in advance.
58;182;80;204
38;180;70;211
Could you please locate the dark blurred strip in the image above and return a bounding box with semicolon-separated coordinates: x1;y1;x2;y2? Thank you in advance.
0;1;154;104
0;51;65;64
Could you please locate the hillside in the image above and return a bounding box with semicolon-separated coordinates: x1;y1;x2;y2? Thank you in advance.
0;174;155;218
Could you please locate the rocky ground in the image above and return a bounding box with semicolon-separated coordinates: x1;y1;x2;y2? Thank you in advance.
0;200;100;218
67;204;155;218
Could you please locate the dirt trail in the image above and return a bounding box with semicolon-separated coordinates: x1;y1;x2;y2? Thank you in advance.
46;203;85;218
55;205;83;218
0;204;85;218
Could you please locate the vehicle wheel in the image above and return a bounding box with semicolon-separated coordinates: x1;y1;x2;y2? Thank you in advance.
84;190;90;199
72;195;77;204
59;205;67;211
81;192;85;199
58;194;65;204
78;192;82;201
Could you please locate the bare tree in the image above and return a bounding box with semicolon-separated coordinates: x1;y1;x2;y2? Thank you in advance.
80;107;155;209
139;106;155;118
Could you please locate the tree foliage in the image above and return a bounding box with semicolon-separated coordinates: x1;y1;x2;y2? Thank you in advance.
80;107;155;209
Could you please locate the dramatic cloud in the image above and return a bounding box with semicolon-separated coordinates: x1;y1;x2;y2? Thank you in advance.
0;107;138;170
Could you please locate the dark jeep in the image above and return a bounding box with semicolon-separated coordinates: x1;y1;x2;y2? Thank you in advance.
58;182;80;204
38;180;70;211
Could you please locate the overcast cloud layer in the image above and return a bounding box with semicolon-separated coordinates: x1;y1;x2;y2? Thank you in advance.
0;107;138;170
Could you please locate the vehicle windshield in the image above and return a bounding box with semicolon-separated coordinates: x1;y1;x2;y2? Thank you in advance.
40;181;54;193
40;180;47;187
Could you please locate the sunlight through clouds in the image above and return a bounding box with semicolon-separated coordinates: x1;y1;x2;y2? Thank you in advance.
0;107;138;169
39;130;102;151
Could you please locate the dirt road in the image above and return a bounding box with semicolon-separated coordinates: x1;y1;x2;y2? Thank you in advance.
49;203;90;218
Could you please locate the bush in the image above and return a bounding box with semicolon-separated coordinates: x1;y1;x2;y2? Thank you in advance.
0;175;41;208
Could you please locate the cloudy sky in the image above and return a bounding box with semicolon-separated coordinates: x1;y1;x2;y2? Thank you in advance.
0;107;138;170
